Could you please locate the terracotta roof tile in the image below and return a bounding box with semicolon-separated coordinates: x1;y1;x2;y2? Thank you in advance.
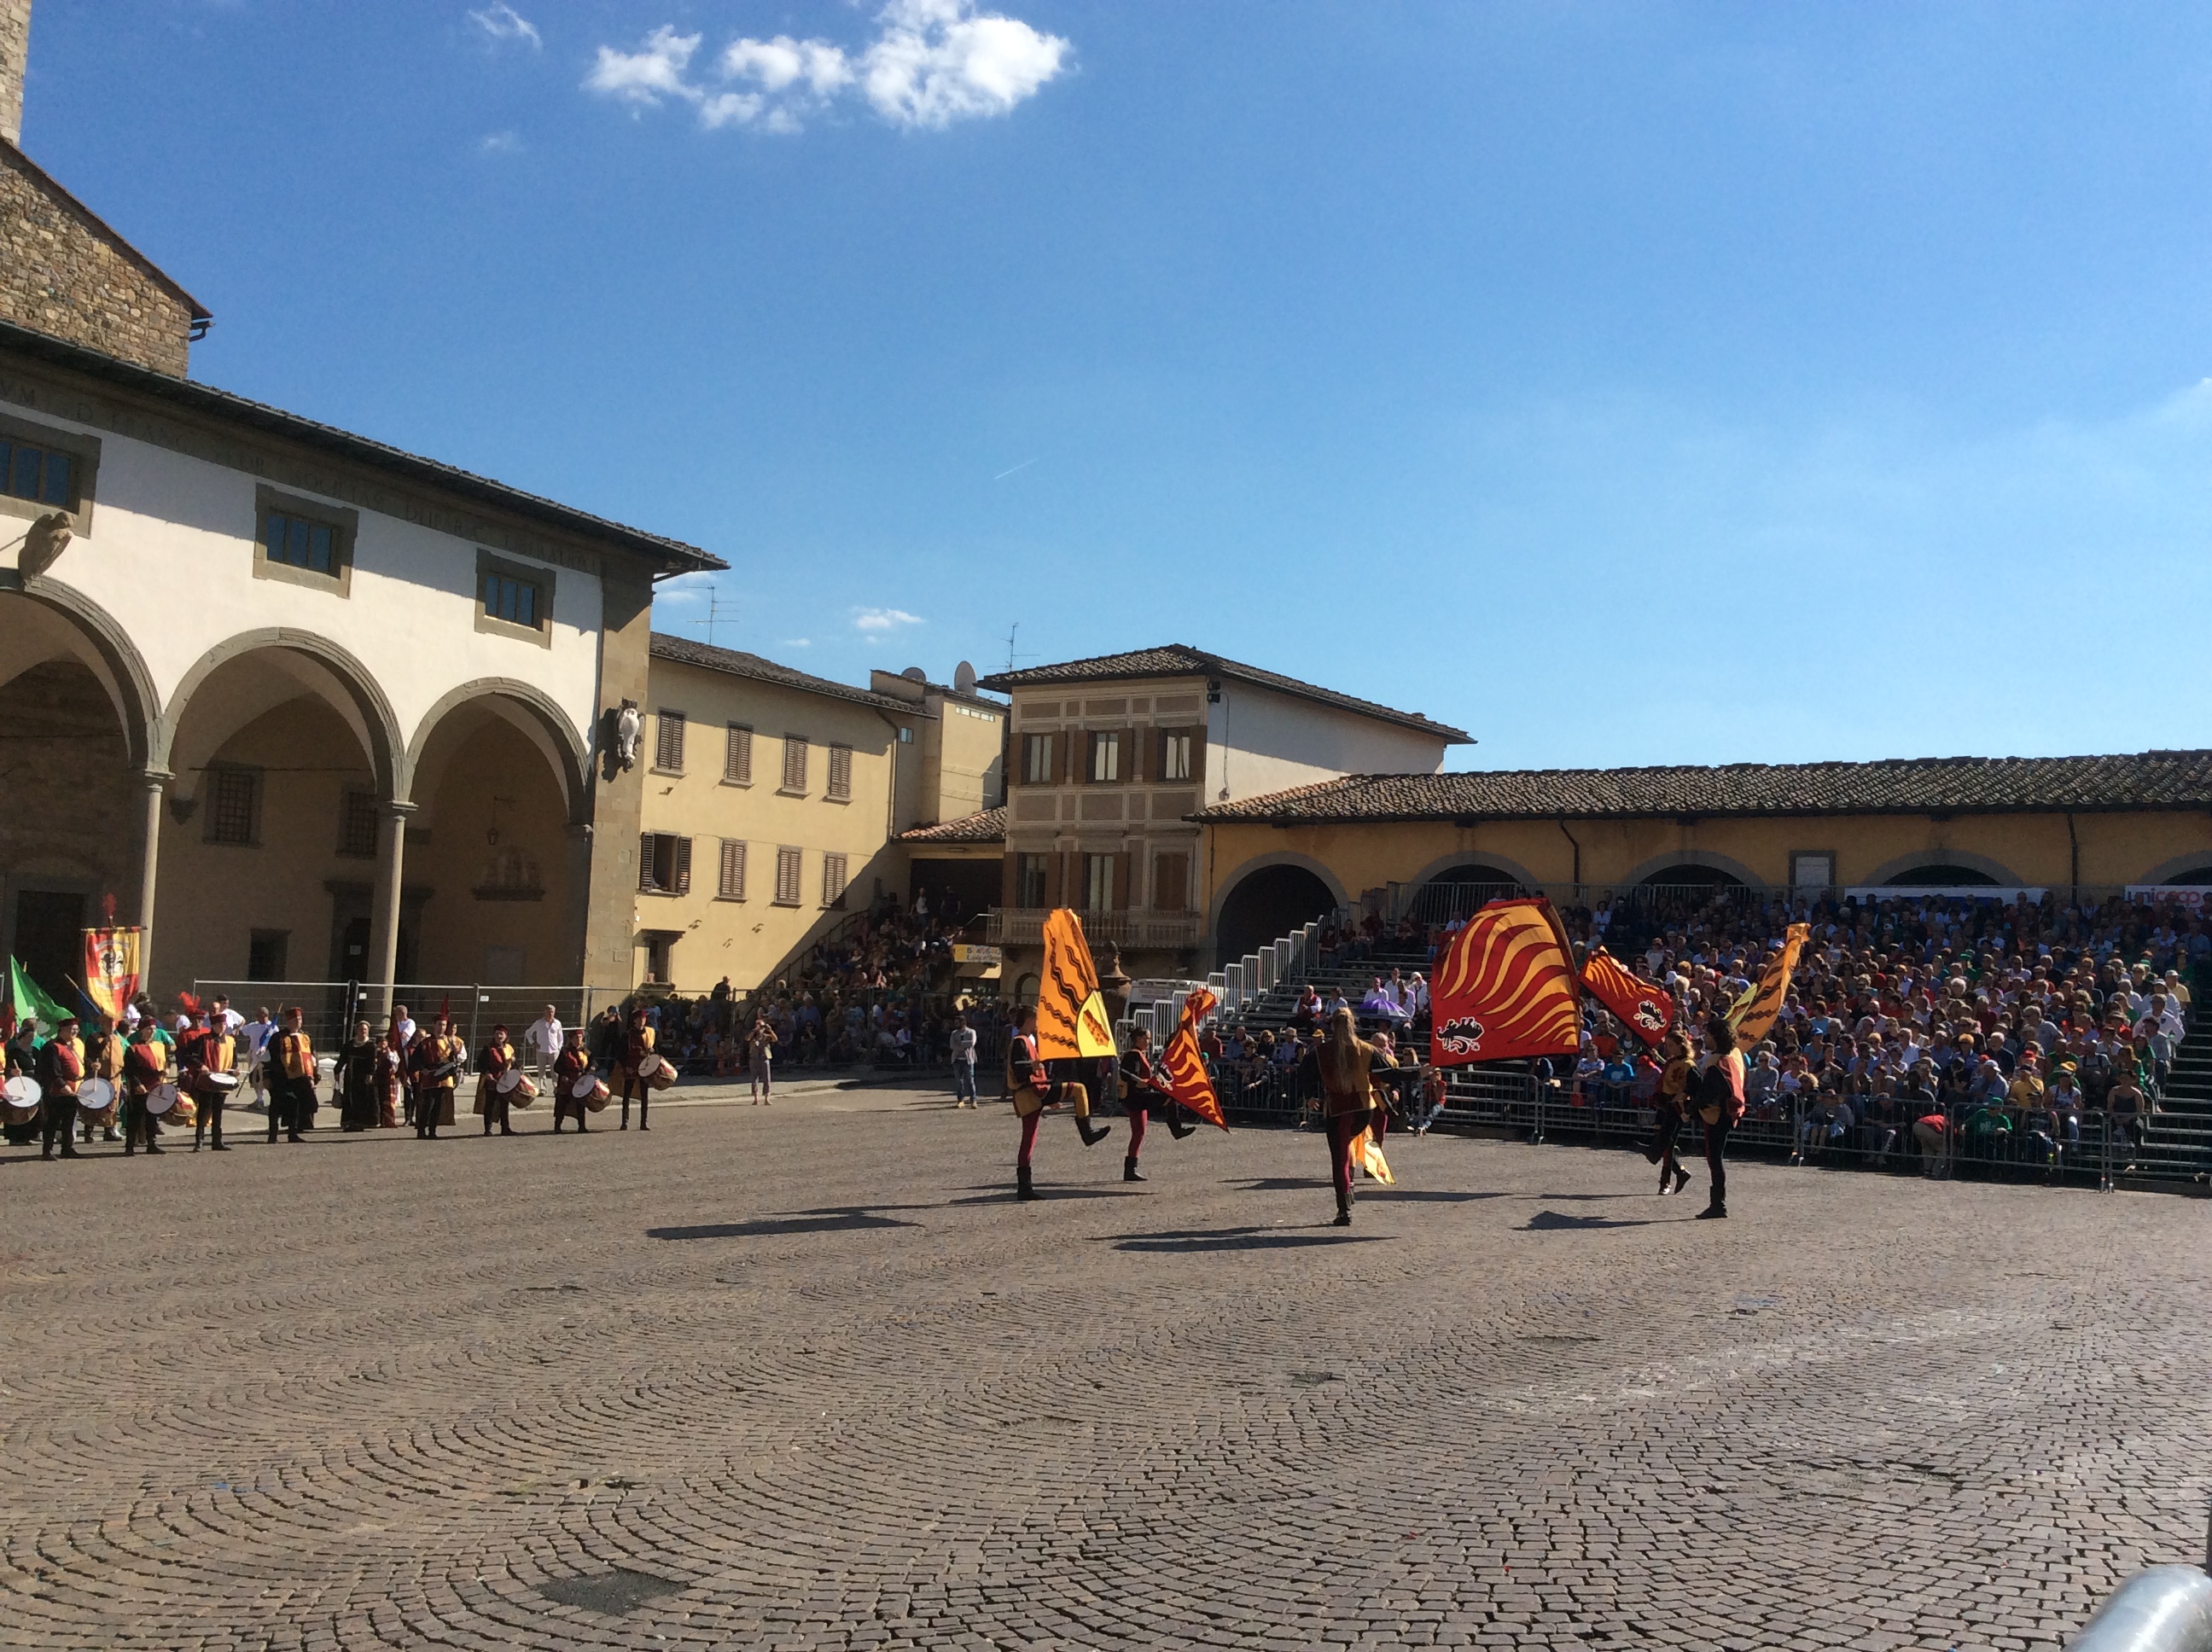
1189;751;2212;823
649;634;919;711
976;644;1471;742
898;807;1007;845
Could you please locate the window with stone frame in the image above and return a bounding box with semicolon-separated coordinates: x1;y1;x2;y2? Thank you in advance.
637;833;690;894
1022;732;1054;785
1159;729;1192;782
718;839;747;900
1088;730;1121;783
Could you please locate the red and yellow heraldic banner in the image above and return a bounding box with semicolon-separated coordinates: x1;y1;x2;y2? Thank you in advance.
1158;986;1227;1131
83;926;143;1021
1429;898;1581;1067
1580;946;1675;1048
1036;908;1117;1061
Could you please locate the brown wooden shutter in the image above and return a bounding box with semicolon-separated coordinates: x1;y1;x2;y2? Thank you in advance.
1001;852;1018;907
1045;851;1062;908
1185;724;1207;788
638;832;655;893
673;837;692;895
1114;852;1132;910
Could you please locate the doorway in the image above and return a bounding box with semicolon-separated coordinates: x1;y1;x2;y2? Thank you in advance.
14;889;86;998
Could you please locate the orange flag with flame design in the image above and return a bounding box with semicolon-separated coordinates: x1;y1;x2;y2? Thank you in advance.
1579;946;1674;1048
1158;986;1227;1131
1036;908;1118;1062
1428;897;1582;1067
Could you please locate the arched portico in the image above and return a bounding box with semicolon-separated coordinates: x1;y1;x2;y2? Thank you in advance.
1862;849;2023;888
1209;852;1346;967
1622;849;1762;888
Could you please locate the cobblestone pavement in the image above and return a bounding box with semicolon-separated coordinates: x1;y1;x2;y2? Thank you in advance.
3;1093;2207;1651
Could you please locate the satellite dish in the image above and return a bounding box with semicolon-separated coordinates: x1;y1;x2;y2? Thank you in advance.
901;666;928;683
953;660;976;694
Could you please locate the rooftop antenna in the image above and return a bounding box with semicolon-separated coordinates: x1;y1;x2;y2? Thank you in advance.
706;589;724;649
1003;620;1038;673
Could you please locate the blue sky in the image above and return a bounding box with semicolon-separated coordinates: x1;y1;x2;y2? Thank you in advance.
20;2;2212;769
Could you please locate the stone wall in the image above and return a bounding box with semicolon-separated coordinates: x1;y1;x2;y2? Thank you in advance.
1;143;195;375
0;0;27;149
0;657;137;974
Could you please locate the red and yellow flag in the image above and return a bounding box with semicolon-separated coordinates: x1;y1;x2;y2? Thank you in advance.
1429;897;1581;1067
1158;986;1227;1131
1730;922;1808;1052
1579;946;1674;1048
1036;908;1117;1061
83;926;143;1021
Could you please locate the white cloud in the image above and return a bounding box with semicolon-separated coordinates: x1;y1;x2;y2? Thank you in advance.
585;25;701;110
853;608;923;631
479;129;523;154
862;0;1068;130
585;2;1067;133
469;3;541;49
782;637;813;649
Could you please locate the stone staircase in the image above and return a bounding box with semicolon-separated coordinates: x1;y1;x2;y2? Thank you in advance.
2134;1020;2212;1183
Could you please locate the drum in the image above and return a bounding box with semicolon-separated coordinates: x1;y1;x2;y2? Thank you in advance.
145;1081;181;1117
171;1093;198;1126
638;1053;678;1091
201;1070;240;1092
77;1075;117;1114
568;1072;601;1101
584;1079;611;1113
495;1068;538;1106
2;1073;39;1126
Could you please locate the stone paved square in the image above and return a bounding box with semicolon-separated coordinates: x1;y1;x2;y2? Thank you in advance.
3;1091;2207;1650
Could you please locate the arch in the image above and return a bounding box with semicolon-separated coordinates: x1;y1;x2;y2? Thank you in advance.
2134;850;2212;887
406;678;590;823
1404;850;1542;893
1862;848;2023;888
1210;852;1346;966
0;571;160;769
157;629;404;798
1621;849;1762;889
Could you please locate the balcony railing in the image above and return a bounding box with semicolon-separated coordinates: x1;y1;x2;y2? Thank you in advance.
984;908;1206;949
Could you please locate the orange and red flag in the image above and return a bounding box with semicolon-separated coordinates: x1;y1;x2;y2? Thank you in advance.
1579;946;1674;1048
1158;986;1227;1131
1429;897;1581;1067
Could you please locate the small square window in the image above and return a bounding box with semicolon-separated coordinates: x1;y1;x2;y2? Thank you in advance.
338;789;380;858
473;549;555;644
265;509;339;573
247;929;289;982
637;833;691;894
208;769;259;846
485;571;539;627
0;419;97;528
253;489;353;594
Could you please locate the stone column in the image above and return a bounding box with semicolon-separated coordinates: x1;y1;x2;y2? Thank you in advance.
365;800;416;1016
131;768;171;990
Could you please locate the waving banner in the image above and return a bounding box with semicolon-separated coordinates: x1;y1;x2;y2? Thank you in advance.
1579;946;1674;1048
1428;897;1581;1067
83;926;143;1022
1158;986;1227;1131
1729;922;1809;1052
1036;907;1117;1062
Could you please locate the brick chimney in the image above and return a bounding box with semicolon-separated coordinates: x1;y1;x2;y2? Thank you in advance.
0;0;27;149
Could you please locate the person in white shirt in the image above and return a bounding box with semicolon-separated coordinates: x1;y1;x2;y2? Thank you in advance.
523;1004;563;1084
242;1006;277;1108
949;1012;979;1107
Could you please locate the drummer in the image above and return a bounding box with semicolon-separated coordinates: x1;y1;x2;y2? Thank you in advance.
410;1014;464;1140
80;1013;125;1145
618;1005;655;1131
183;1010;238;1151
479;1023;520;1137
265;1005;316;1144
120;1016;169;1155
36;1013;85;1160
551;1025;596;1133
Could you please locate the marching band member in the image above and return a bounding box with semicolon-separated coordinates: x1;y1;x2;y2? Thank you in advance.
265;1006;316;1144
184;1011;237;1152
410;1015;464;1141
479;1023;519;1137
1317;1007;1395;1226
1115;1027;1194;1183
120;1016;167;1155
618;1006;655;1131
81;1014;125;1144
1006;1003;1108;1201
36;1013;84;1160
551;1026;595;1134
1643;1030;1695;1196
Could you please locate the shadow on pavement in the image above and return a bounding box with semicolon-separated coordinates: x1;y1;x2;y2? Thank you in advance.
947;1186;1144;1205
1104;1225;1385;1252
647;1208;921;1240
1520;1209;1657;1231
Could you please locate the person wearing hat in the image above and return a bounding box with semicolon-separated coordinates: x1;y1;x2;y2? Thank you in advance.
618;1005;656;1131
409;1014;465;1140
35;1014;85;1160
183;1011;237;1151
478;1023;519;1137
265;1006;316;1144
119;1015;169;1155
79;1013;125;1145
551;1025;597;1133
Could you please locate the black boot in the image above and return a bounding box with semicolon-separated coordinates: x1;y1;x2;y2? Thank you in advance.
1671;1166;1691;1195
1016;1165;1040;1201
1166;1112;1196;1140
1076;1117;1109;1149
1333;1190;1352;1227
1695;1203;1726;1219
1123;1156;1145;1182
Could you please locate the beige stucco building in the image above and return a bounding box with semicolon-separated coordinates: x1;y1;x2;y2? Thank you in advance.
975;644;1470;991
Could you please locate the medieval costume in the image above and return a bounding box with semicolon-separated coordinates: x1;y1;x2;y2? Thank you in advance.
1643;1033;1695;1196
619;1010;655;1131
410;1023;464;1140
36;1018;85;1160
120;1023;168;1155
183;1020;237;1152
1008;1009;1108;1201
1316;1008;1396;1226
338;1026;381;1131
265;1013;316;1143
1115;1031;1194;1182
1694;1015;1748;1220
478;1026;518;1137
552;1030;597;1133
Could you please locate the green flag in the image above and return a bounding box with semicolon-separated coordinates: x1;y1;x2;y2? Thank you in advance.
8;957;73;1040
